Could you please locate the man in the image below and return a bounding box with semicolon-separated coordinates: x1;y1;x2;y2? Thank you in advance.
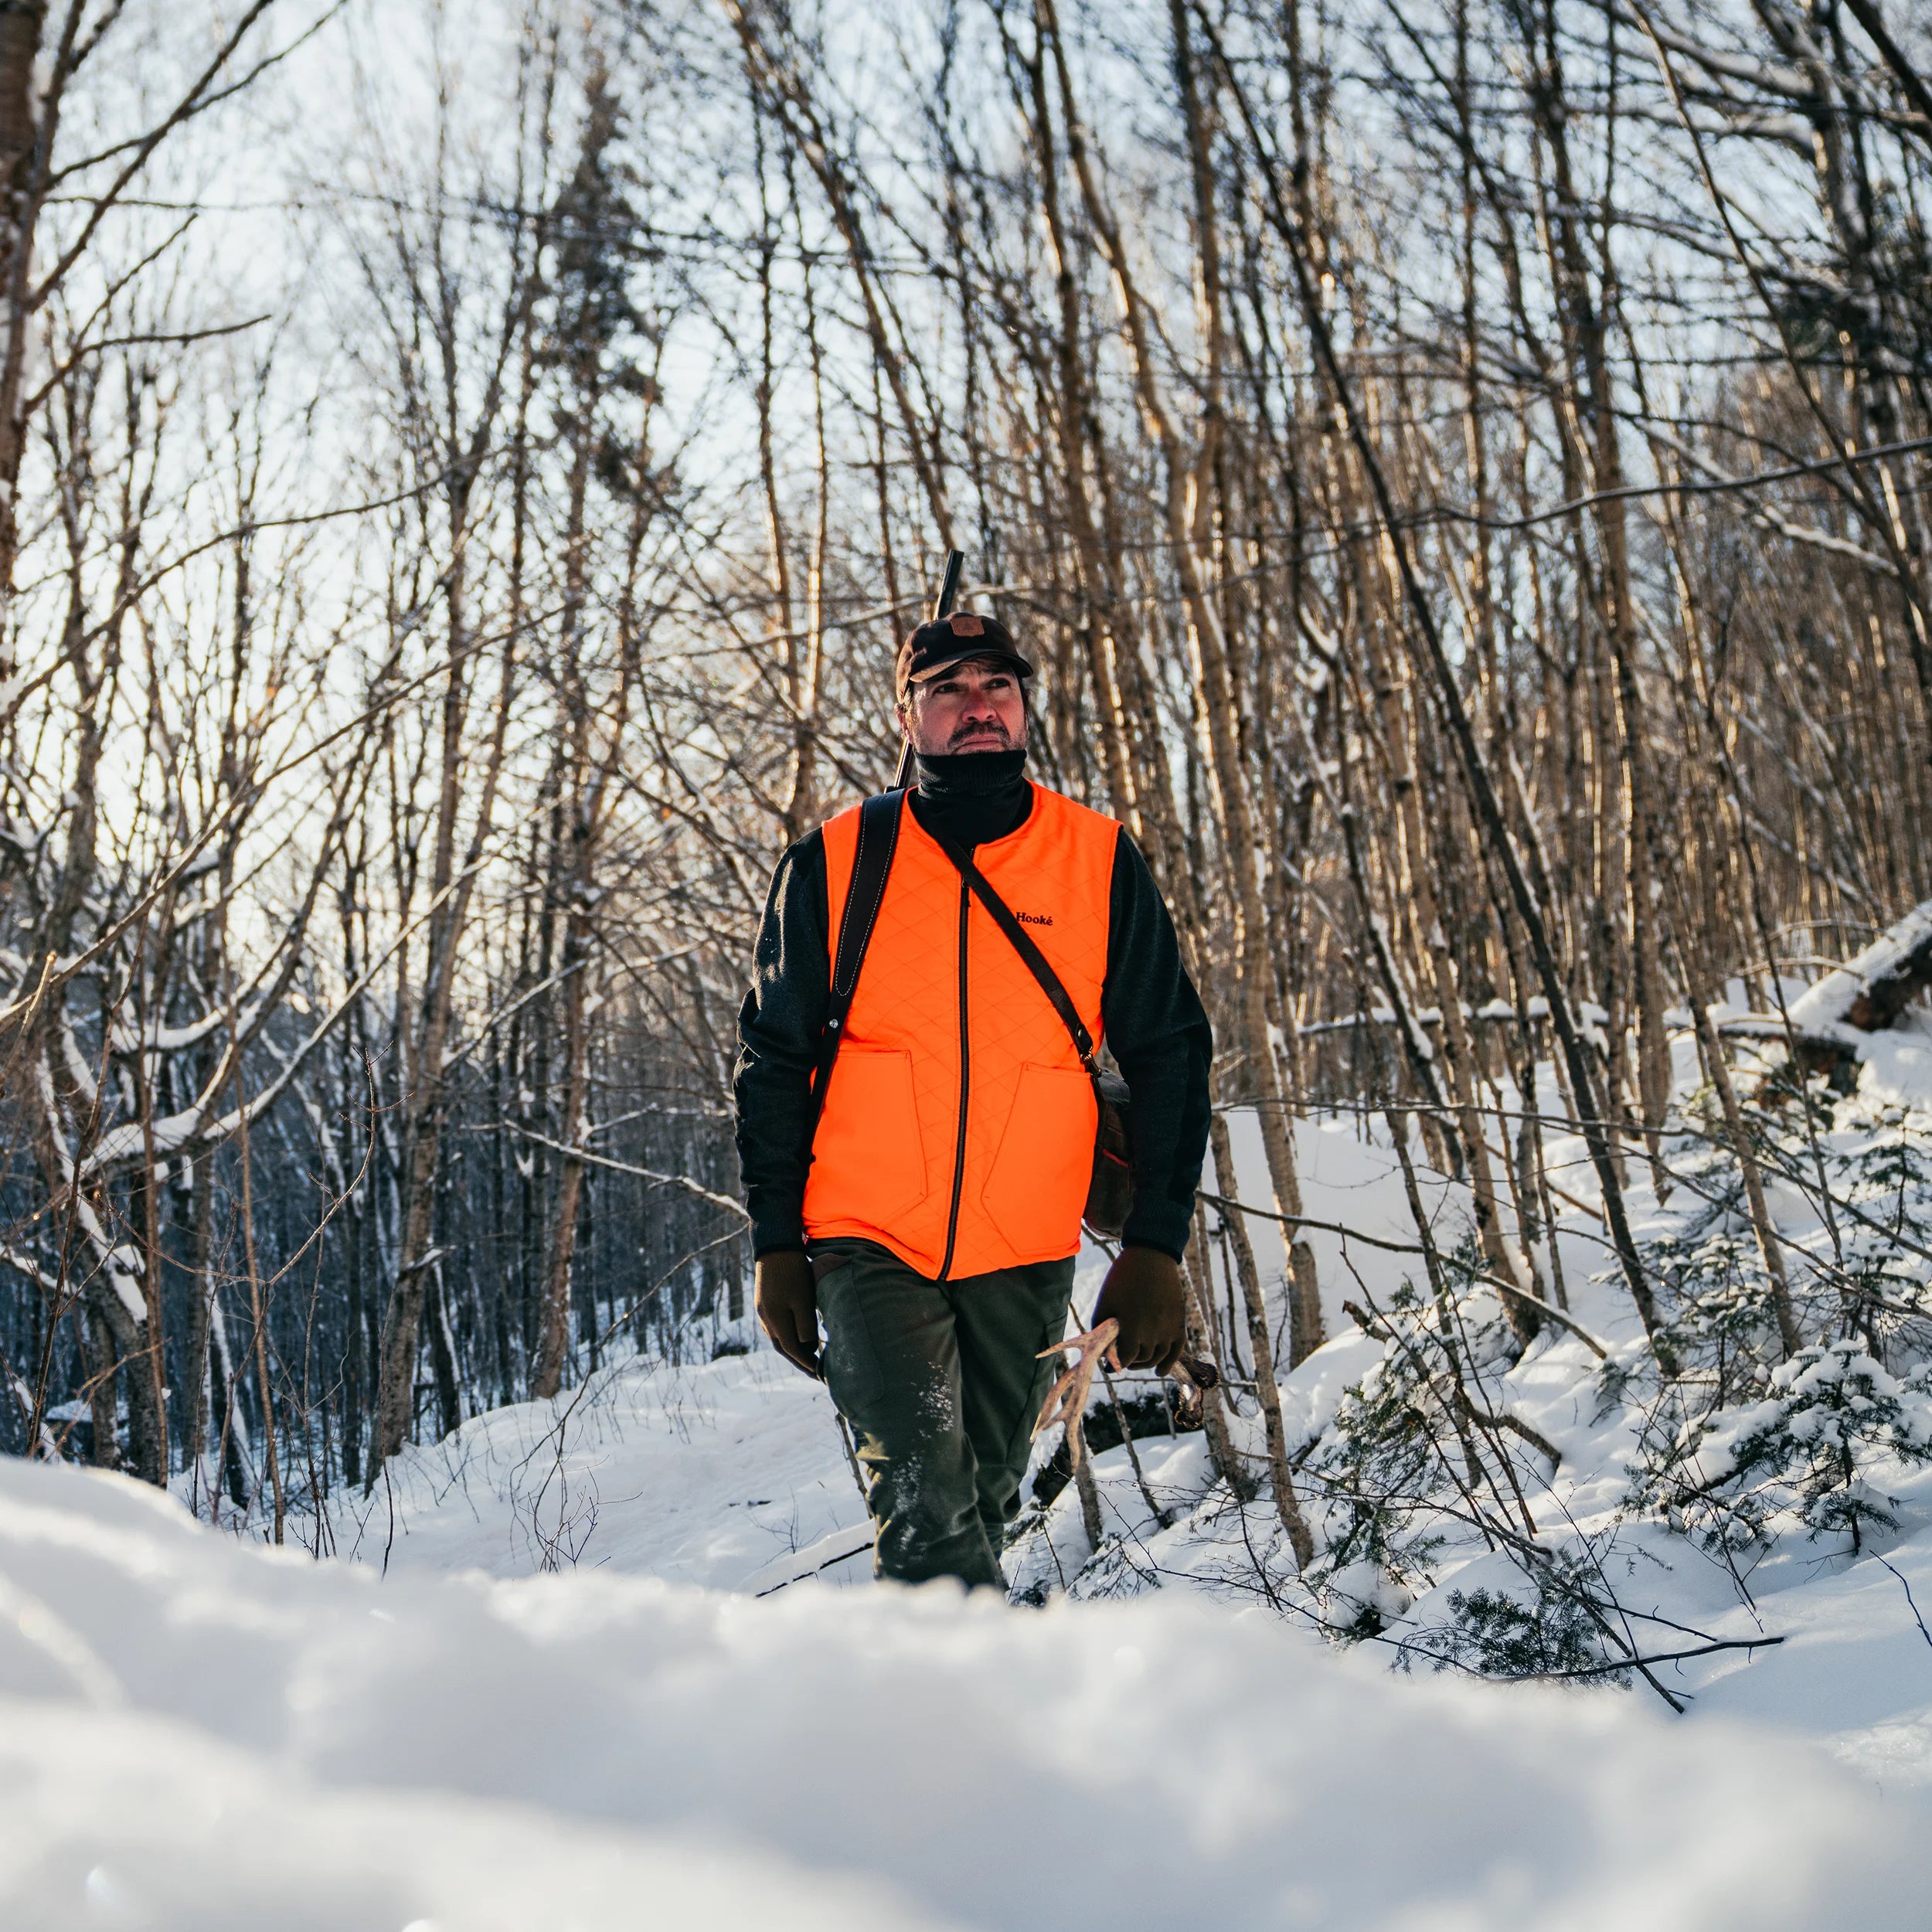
733;607;1212;1589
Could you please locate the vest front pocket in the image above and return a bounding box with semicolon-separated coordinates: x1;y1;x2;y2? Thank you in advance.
981;1063;1095;1257
811;1046;927;1224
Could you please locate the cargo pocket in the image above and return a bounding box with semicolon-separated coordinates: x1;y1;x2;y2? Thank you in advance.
980;1064;1096;1256
810;1047;927;1224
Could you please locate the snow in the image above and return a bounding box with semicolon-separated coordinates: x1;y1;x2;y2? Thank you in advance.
19;1009;1932;1923
4;1454;1930;1931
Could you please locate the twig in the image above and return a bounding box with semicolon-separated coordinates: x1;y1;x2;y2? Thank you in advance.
1878;1556;1932;1655
1495;1634;1785;1685
753;1536;876;1597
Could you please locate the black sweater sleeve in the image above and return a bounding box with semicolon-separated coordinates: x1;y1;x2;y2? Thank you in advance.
732;829;830;1257
1101;833;1214;1261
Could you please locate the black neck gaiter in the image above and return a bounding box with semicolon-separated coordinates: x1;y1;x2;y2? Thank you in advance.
908;746;1032;850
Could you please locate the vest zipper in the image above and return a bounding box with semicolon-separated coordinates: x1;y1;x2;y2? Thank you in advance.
937;876;971;1281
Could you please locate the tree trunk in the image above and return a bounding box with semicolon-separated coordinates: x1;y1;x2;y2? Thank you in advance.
1209;1116;1313;1568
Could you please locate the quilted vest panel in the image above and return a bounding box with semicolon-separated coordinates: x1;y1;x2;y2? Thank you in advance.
803;782;1119;1277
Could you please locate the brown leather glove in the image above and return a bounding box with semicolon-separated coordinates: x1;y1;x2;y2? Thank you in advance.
755;1250;821;1379
1093;1246;1186;1374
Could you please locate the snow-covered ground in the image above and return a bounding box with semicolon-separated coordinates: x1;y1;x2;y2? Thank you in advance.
12;1011;1932;1927
5;1453;1931;1931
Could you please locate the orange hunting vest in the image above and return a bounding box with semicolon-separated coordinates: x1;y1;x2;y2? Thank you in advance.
803;783;1120;1279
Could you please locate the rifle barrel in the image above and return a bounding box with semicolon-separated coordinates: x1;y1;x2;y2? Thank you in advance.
934;548;964;621
891;549;966;790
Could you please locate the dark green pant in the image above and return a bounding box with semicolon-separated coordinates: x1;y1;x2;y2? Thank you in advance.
814;1240;1074;1589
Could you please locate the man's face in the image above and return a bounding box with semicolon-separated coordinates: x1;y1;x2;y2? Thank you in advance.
901;655;1027;756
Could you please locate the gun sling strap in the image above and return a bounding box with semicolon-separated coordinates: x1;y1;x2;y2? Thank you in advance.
806;788;903;1136
923;824;1099;1073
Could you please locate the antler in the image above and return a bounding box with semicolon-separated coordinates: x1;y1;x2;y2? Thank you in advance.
1168;1352;1219;1431
1035;1319;1120;1451
1036;1323;1227;1462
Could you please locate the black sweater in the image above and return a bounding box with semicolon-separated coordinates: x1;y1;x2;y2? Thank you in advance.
732;749;1213;1262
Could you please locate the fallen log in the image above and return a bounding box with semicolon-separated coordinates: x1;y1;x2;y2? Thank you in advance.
1789;900;1932;1034
1781;899;1932;1080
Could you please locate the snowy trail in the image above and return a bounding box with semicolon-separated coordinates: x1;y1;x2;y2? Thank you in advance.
4;1456;1929;1932
333;1345;879;1593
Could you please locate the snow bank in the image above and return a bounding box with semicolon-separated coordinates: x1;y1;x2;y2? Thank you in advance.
6;1708;923;1932
2;1460;1927;1931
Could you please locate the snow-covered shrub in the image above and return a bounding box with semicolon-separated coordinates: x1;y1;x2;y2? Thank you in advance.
1835;1106;1932;1216
1632;1342;1932;1557
1821;1110;1932;1363
1645;1225;1784;1401
1640;1097;1801;1398
1311;1281;1454;1594
1311;1264;1519;1628
1322;1560;1414;1636
1404;1551;1623;1685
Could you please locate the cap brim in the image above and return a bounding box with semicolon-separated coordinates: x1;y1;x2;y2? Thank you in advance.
906;647;1034;685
